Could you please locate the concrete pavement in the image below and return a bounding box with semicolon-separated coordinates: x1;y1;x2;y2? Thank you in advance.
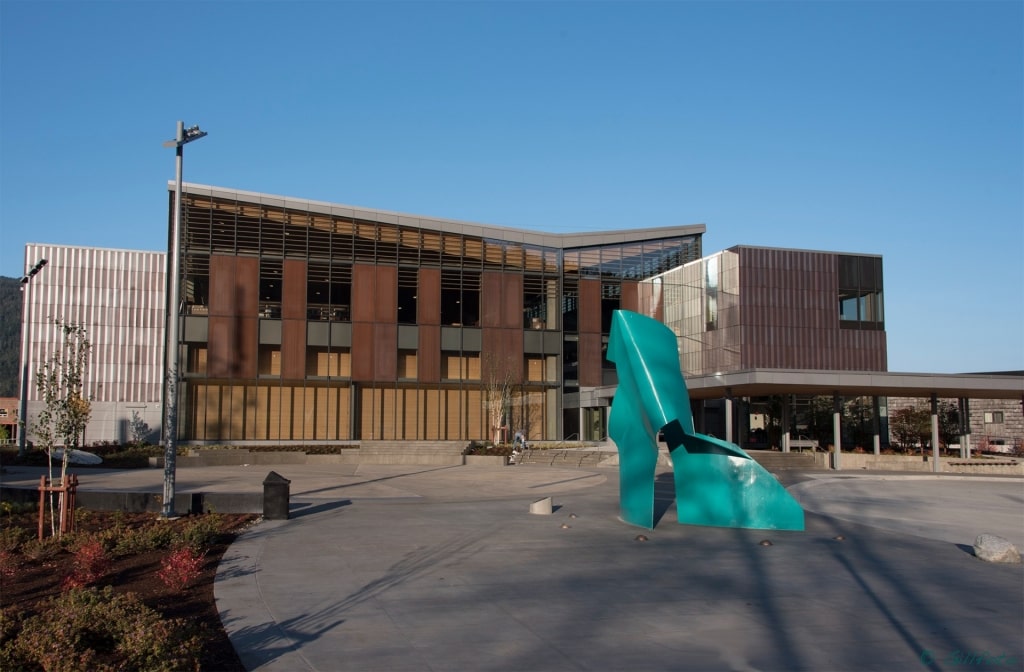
3;462;1022;670
214;465;1022;672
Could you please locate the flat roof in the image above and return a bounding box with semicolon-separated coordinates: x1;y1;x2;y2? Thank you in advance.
176;182;706;249
682;369;1024;401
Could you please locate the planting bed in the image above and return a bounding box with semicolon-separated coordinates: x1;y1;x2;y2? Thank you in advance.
1;507;258;671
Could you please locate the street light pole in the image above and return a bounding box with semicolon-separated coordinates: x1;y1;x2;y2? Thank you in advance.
162;121;207;518
17;258;48;458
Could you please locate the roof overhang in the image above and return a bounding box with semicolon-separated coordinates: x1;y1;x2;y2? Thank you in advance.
174;182;706;248
682;369;1024;400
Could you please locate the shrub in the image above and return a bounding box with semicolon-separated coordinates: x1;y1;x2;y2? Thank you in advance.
180;513;223;550
21;536;64;562
113;522;178;556
0;550;18;579
0;526;29;553
157;545;207;592
6;586;203;672
63;538;111;590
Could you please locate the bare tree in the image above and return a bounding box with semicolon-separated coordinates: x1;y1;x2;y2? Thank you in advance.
32;320;92;536
483;353;516;445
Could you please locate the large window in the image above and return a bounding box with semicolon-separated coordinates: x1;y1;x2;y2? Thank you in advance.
441;270;480;326
259;259;282;318
838;255;884;330
398;268;418;324
306;262;351;321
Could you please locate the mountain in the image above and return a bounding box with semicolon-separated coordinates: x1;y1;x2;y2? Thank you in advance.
0;276;22;396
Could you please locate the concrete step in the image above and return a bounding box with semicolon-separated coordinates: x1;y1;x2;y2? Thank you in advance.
515;449;611;468
356;441;469;466
747;450;817;470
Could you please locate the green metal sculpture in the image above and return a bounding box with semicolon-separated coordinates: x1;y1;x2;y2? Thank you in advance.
607;310;805;531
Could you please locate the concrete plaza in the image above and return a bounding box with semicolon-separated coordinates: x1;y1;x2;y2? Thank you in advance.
204;464;1022;672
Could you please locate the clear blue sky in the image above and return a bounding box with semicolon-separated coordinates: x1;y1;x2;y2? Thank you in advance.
1;1;1021;374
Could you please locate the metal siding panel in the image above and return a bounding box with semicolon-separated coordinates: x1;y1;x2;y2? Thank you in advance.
502;273;523;329
480;272;502;328
282;259;307;320
578;278;601;333
351;264;376;323
374;323;397;381
418;325;441;383
351;322;374;381
578;333;603;386
417;268;441;326
374;266;397;324
209;255;235;317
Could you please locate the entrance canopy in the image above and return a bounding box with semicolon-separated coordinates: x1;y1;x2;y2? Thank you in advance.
682;369;1024;401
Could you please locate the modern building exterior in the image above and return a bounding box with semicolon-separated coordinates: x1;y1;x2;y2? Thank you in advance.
13;185;1021;455
172;183;703;444
19;244;165;446
0;397;18;443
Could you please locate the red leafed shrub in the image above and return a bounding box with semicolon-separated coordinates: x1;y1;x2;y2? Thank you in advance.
62;538;112;590
157;545;207;592
2;586;203;671
0;550;17;579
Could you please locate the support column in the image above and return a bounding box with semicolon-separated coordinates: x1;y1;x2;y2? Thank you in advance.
832;392;842;471
931;393;940;473
872;396;881;455
725;389;733;444
959;397;970;459
781;395;791;453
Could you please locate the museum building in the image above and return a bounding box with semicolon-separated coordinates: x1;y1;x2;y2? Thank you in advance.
171;183;704;444
17;183;1019;452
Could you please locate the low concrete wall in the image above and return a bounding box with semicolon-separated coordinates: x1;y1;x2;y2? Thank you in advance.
0;486;262;515
464;455;509;467
828;452;1023;475
150;449;361;468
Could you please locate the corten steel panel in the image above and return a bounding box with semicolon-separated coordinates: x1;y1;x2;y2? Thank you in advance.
207;316;233;378
351;264;376;323
578;333;603;387
480;272;503;328
209;255;235;317
502;274;523;329
236;317;258;378
281;319;307;380
374;266;397;324
504;329;523;379
351;322;374;381
578;279;602;333
374;323;398;381
235;257;260;317
418;325;441;383
282;260;308;320
621;280;639;312
417;268;441;326
481;328;523;379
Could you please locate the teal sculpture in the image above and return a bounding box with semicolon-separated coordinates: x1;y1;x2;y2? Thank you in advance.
607;310;804;531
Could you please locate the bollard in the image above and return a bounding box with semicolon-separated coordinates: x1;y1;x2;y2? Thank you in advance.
529;497;553;515
263;471;291;520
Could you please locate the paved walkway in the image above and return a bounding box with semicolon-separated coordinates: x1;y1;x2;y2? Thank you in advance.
213;466;1023;672
3;464;1022;671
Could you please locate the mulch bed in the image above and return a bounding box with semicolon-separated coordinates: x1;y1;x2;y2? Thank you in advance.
1;509;259;671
